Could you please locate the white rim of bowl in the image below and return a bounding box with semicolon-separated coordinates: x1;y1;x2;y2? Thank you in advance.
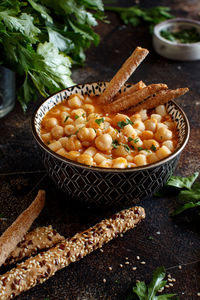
31;82;190;173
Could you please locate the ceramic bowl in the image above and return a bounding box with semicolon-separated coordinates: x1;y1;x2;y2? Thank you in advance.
32;82;190;207
153;18;200;61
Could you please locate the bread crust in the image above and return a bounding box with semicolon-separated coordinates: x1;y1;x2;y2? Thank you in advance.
0;190;45;267
0;206;145;299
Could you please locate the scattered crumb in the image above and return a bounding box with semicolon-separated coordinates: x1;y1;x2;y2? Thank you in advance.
125;257;129;260
119;264;123;268
156;231;160;235
140;261;146;265
125;261;130;265
197;292;200;297
136;256;140;260
108;267;112;271
103;278;106;283
178;265;182;270
100;249;104;253
177;66;182;70
132;267;137;271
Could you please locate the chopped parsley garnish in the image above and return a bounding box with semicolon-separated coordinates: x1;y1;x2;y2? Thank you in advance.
130;145;135;150
64;116;69;123
82;113;85;117
161;27;200;44
134;138;139;143
151;144;157;152
75;130;79;135
128;137;133;142
117;118;133;129
95;118;104;126
112;139;120;149
143;149;151;153
147;236;154;240
138;147;143;151
75;115;79;120
122;144;130;153
160;136;163;140
47;141;50;145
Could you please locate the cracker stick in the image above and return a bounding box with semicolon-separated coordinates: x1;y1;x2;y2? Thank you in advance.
103;83;168;113
113;81;146;101
98;47;149;104
126;87;189;114
0;190;45;267
0;206;145;299
4;226;64;266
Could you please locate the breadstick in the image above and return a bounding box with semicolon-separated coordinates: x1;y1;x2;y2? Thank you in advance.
126;87;189;114
4;226;64;266
103;83;168;113
98;47;149;104
0;190;45;268
0;206;145;299
113;81;146;101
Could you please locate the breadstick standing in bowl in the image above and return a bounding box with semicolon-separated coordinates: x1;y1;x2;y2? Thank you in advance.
4;226;64;266
98;47;149;104
0;206;145;299
0;190;45;267
113;81;146;101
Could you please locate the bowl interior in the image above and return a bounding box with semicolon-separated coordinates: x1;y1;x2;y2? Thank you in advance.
154;18;200;45
32;82;190;172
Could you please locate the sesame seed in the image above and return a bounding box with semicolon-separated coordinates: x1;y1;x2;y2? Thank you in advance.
197;292;200;297
165;285;170;288
172;278;176;282
168;278;173;282
108;267;112;271
120;234;123;237
125;262;129;265
132;267;137;271
156;231;160;235
100;249;104;253
119;264;123;268
178;265;182;270
169;283;173;287
140;261;146;265
103;278;106;283
136;256;140;260
167;274;171;278
125;257;129;260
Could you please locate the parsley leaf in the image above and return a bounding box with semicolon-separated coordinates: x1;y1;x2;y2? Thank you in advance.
130;267;178;300
112;139;120;149
134;138;139;143
166;172;199;190
117;118;133;129
151;144;157;152
128;137;133;142
122;144;130;153
95;118;104;126
64;116;69;123
138;147;143;151
74;114;79;120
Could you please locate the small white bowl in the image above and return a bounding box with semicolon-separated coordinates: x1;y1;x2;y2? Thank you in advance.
153;18;200;61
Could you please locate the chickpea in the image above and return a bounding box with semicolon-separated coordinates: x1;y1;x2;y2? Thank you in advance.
134;154;147;166
133;120;145;132
127;162;137;168
99;159;112;168
112;145;129;158
75;123;85;130
41;132;51;143
77;127;96;142
50;108;61;117
144;119;157;132
51;125;64;139
56;148;68;157
162;140;174;151
88;113;101;120
156;145;171;159
65;135;82;151
141;130;154;140
84;147;97;157
155;127;172;142
151;114;162;122
60;105;71;112
60;112;72;125
58;137;68;148
112;157;128;168
130;137;143;149
48;141;62;152
147;153;159;164
123;124;137;138
95;134;112;151
64;125;76;136
77;154;93;166
65;151;80;160
87;118;104;129
82;104;95;114
138;109;148;121
71;108;86;118
105;126;117;140
130;113;141;123
143;139;160;150
74;117;86;126
43;117;58;129
155;105;167;116
94;153;107;164
126;155;135;162
112;114;128;127
82;141;92;147
118;132;128;144
68;95;82;108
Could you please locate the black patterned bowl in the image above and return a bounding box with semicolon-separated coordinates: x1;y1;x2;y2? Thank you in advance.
32;82;190;207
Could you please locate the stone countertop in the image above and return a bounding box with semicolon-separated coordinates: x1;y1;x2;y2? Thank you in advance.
0;1;200;299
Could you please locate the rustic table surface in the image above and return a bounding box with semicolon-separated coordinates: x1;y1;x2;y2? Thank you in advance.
0;1;200;299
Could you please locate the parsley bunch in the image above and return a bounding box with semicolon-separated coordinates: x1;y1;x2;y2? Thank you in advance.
0;0;104;111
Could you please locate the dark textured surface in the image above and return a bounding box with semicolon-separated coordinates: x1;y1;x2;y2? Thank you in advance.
0;0;200;299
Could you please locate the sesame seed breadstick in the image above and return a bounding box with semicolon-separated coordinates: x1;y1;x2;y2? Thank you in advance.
113;81;146;101
0;190;45;268
4;226;64;266
126;87;189;114
0;206;145;299
103;83;168;113
98;47;149;104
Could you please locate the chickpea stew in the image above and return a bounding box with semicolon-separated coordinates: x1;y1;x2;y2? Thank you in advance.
40;94;178;168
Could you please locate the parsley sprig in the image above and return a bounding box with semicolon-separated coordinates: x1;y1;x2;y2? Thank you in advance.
128;267;179;300
117;118;133;129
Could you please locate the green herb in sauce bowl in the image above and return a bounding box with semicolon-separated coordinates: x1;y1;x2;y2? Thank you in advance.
160;27;200;44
